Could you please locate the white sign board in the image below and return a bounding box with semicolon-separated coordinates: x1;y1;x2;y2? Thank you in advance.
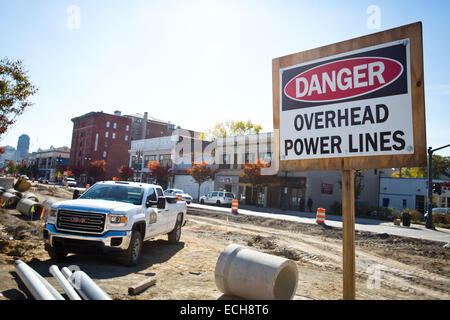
280;40;413;161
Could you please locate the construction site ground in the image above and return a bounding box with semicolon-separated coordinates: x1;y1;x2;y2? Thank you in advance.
0;185;449;300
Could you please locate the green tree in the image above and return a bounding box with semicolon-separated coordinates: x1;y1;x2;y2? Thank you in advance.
207;120;263;139
0;58;38;137
392;155;449;178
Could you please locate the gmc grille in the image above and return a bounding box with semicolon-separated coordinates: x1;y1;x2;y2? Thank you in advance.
56;210;106;234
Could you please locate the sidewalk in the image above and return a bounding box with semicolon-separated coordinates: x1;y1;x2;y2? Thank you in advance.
188;203;450;244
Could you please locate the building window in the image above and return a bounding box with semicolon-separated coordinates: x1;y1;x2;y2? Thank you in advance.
125;135;128;141
126;125;129;131
105;131;109;138
159;154;172;168
112;133;116;139
113;122;117;129
146;129;150;136
103;151;107;158
104;141;108;148
106;121;110;128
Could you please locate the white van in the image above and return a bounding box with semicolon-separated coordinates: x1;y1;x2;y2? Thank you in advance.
199;191;235;206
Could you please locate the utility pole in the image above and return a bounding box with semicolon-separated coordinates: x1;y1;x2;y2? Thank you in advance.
426;144;450;229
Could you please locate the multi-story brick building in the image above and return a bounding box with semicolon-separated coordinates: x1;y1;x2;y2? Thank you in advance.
69;111;132;182
124;112;177;140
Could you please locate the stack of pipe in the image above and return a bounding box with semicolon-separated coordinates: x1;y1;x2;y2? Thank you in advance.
14;260;111;300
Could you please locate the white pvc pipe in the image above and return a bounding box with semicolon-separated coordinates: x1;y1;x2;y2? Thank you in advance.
30;268;65;300
215;244;298;300
61;267;111;300
71;271;112;300
49;265;82;300
14;260;56;300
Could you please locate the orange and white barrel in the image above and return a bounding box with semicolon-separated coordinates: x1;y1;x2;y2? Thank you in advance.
85;184;90;190
177;194;182;202
51;185;55;197
231;199;239;214
316;207;326;224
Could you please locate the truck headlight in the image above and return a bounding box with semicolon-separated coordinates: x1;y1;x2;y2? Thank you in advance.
110;215;127;224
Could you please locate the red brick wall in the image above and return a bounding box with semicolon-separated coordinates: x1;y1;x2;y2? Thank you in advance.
70;112;132;180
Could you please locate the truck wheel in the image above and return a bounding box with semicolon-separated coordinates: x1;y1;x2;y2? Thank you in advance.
200;199;204;204
168;214;182;244
122;231;143;267
46;244;67;260
216;200;221;206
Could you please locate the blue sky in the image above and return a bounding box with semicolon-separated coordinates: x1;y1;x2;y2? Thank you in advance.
1;0;449;156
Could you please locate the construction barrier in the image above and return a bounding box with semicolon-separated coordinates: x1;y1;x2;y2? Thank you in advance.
316;207;326;224
177;194;182;201
231;199;239;214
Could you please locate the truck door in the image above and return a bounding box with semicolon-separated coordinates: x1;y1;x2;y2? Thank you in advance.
145;187;167;238
156;187;176;233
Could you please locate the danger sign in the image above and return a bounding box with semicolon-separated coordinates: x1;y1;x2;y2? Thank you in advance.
273;22;426;171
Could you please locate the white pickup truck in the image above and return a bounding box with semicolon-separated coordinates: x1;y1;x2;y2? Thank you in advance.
43;181;187;266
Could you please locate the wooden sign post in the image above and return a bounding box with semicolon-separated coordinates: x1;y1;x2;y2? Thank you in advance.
272;22;426;299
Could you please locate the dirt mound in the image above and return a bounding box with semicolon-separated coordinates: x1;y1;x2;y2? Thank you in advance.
0;240;45;264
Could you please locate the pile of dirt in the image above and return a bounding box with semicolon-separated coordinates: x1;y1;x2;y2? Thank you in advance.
0;240;45;264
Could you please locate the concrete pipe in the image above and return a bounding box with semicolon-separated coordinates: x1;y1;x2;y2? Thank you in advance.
23;192;39;202
16;198;43;219
1;192;20;208
6;188;22;198
215;244;298;300
14;260;56;300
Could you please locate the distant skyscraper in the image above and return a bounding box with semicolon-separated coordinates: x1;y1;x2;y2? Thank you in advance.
16;134;30;160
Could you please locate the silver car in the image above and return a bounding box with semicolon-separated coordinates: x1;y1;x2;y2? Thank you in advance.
164;188;193;204
200;191;235;206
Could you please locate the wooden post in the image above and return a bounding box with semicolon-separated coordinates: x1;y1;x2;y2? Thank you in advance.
342;169;355;300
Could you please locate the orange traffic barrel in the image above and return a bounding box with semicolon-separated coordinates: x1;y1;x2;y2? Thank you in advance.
316;207;326;224
177;194;182;201
85;184;90;190
231;199;239;214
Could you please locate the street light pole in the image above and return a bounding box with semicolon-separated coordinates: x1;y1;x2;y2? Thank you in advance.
426;143;450;229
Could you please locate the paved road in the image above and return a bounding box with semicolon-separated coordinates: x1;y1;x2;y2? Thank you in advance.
188;203;450;243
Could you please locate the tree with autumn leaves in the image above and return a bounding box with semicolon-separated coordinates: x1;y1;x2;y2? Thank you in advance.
239;158;276;204
186;161;215;201
146;160;172;189
87;160;106;183
118;165;134;181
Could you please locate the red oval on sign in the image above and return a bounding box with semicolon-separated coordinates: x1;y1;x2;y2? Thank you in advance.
284;57;403;103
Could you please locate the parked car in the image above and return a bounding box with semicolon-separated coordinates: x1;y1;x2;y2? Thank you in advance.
424;207;449;219
43;180;187;266
164;188;193;204
61;177;77;187
199;191;235;206
38;177;48;184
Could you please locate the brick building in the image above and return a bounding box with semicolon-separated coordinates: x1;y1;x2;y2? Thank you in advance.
69;111;132;181
124;112;177;140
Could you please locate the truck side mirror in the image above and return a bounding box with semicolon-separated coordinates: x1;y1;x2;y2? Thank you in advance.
157;197;166;209
146;194;158;208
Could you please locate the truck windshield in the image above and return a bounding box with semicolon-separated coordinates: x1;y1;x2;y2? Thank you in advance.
79;184;144;205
